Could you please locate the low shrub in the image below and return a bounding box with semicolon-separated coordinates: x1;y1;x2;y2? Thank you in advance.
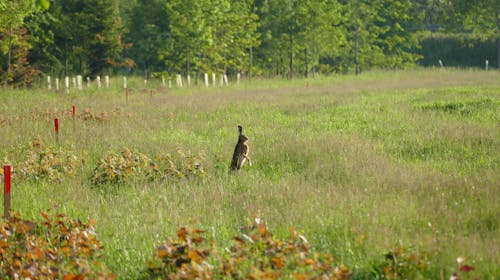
0;211;113;279
1;139;80;182
91;148;205;185
148;218;350;279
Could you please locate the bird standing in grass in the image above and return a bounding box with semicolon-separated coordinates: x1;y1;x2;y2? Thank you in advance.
230;125;252;171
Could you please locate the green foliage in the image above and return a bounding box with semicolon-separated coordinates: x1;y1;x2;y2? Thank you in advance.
0;211;112;279
256;0;345;77
47;0;129;76
0;0;50;86
340;0;421;73
7;0;500;84
123;0;169;76
452;0;500;68
26;12;61;74
418;33;498;68
164;0;260;74
453;0;500;40
0;1;33;30
369;245;433;279
0;25;40;86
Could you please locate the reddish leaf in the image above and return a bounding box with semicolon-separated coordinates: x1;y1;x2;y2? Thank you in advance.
34;248;44;259
177;227;188;242
188;249;203;264
257;223;267;236
303;258;315;266
271;257;284;269
63;274;84;280
41;212;49;220
460;265;474;272
293;273;307;280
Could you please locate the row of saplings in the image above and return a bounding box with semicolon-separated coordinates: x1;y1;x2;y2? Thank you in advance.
0;138;205;185
1;211;451;280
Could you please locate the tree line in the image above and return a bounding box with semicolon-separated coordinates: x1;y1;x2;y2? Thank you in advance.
1;0;499;87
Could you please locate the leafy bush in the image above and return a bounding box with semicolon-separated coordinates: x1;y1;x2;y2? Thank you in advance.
0;212;113;279
1;138;80;182
369;245;433;279
91;148;205;185
148;218;350;279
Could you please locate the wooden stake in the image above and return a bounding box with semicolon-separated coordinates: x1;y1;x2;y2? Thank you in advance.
65;76;69;93
4;165;11;219
54;118;59;143
72;105;76;128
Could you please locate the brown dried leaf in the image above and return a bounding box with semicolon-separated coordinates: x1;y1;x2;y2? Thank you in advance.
271;257;284;269
40;212;50;220
177;227;188;242
63;274;85;280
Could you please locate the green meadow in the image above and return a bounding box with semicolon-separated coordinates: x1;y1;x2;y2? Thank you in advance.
0;69;499;279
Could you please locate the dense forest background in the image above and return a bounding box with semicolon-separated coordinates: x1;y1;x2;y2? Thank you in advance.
1;0;499;86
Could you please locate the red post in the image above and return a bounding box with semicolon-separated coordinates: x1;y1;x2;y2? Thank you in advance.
54;118;59;143
71;105;76;129
4;165;11;219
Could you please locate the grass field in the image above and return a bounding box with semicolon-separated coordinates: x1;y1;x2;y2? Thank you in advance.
0;69;499;279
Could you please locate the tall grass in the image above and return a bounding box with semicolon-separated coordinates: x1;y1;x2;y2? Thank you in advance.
1;68;499;279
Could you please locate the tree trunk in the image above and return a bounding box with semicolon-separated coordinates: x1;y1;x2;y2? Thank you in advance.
312;47;317;78
249;46;253;80
64;42;68;77
186;52;190;76
271;52;276;78
4;25;13;88
304;48;309;78
496;7;500;69
289;34;294;79
497;36;500;69
78;57;82;75
354;26;360;75
65;57;68;77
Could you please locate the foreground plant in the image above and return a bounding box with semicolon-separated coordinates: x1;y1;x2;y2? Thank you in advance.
148;218;350;279
1;138;80;182
0;212;113;279
92;148;205;185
